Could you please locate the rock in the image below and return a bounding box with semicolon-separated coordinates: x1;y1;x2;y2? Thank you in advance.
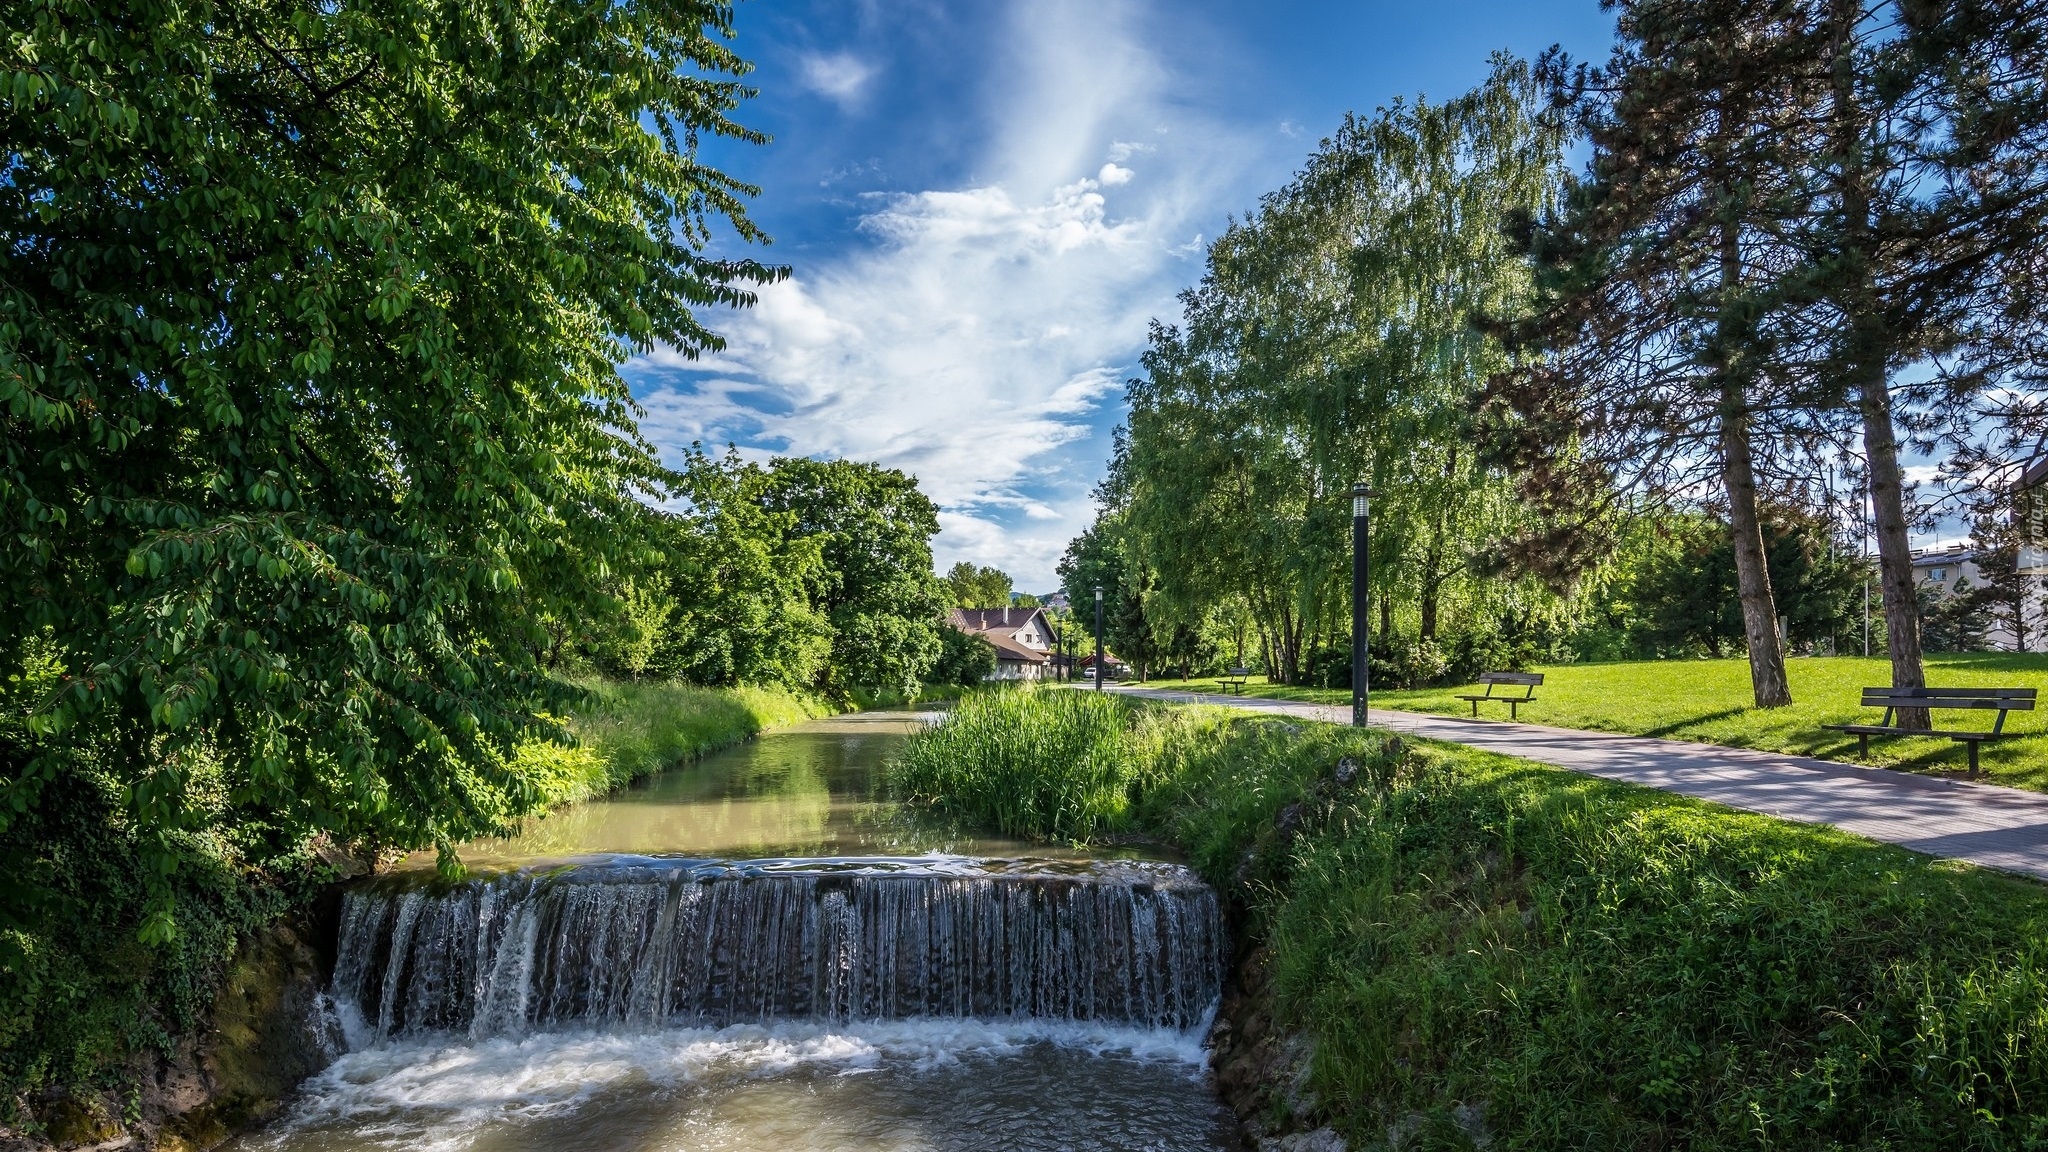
38;1097;120;1148
1260;1129;1347;1152
1209;948;1330;1149
11;915;341;1152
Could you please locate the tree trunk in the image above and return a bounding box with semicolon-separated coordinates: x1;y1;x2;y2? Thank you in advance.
1715;218;1792;708
1419;447;1456;643
1829;0;1928;726
1722;409;1792;707
1859;374;1930;725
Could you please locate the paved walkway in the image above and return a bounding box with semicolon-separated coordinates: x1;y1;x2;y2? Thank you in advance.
1111;685;2048;882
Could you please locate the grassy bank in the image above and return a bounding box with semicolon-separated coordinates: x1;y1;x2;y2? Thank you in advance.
1150;653;2048;790
515;679;832;808
893;692;2048;1149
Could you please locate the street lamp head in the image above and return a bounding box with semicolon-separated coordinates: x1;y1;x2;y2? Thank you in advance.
1351;481;1371;519
1094;586;1103;602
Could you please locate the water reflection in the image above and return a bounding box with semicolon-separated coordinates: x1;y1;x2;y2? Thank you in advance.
419;712;1119;870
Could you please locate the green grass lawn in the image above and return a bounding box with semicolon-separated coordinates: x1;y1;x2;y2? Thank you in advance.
1147;653;2048;791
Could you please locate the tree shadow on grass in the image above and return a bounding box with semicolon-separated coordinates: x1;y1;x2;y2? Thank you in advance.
1639;707;1752;740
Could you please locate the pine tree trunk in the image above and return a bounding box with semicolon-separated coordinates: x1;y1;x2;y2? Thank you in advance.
1715;218;1792;708
1829;0;1928;727
1859;372;1930;725
1721;396;1793;707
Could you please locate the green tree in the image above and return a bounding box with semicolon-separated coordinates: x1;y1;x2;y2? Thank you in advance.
656;451;832;689
929;626;997;687
1;0;779;936
758;458;948;698
943;562;1015;608
1622;507;1864;658
1112;60;1564;682
1058;518;1127;645
1486;0;1829;707
1795;0;2048;715
1957;497;2046;654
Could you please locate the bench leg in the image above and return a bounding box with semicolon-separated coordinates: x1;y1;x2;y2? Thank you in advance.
1968;741;1980;777
1471;699;1479;718
1858;734;1868;759
1509;700;1519;721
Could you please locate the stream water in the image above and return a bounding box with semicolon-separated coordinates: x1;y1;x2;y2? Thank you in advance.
235;712;1238;1152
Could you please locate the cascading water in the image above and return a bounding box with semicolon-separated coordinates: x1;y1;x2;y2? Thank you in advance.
331;857;1225;1040
234;715;1239;1151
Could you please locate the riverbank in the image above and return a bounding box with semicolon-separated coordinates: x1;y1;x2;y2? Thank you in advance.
1;678;836;1151
893;692;2048;1148
513;679;835;811
1149;652;2048;791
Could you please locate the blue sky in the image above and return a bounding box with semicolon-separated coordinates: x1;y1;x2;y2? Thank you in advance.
624;0;1618;590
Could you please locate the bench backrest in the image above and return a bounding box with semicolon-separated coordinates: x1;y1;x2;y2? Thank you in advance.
1226;666;1250;677
1478;672;1543;687
1859;687;2036;712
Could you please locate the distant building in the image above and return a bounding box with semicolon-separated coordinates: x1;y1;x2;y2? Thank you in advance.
1913;544;1979;600
1912;455;2048;651
946;606;1061;681
1041;592;1071;611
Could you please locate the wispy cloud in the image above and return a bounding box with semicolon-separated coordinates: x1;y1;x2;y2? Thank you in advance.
630;0;1274;588
797;51;879;108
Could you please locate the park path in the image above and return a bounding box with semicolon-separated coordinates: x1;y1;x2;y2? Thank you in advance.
1108;685;2048;883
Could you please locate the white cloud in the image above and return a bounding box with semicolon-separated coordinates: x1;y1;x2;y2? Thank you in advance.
630;0;1276;588
797;51;878;108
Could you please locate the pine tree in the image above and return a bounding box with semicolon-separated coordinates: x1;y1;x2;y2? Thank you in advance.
1783;0;2048;725
1485;0;1829;707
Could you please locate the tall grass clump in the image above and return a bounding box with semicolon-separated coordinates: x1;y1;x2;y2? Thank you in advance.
517;679;831;808
889;689;1158;840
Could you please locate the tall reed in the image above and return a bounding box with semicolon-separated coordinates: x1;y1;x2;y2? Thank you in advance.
889;688;1157;840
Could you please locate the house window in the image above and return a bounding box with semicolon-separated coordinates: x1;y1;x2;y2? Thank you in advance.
1928;568;1947;582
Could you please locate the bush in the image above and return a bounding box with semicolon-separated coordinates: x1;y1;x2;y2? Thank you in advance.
928;626;998;687
0;676;824;1119
888;689;1160;840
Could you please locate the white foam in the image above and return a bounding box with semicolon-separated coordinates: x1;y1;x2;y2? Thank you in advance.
247;1019;1210;1151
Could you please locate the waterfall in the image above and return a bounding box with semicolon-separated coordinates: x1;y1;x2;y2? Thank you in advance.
332;858;1225;1041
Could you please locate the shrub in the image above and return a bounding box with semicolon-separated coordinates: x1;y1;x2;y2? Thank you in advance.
889;689;1157;840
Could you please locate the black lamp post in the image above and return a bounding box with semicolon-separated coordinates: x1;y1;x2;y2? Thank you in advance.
1094;586;1105;691
1352;482;1371;728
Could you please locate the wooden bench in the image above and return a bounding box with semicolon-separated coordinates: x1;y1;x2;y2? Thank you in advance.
1821;687;2036;775
1455;672;1543;720
1218;667;1251;694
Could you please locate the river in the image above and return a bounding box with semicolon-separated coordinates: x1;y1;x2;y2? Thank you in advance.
232;711;1238;1152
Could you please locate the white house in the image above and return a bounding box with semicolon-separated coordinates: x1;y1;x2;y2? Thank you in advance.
946;606;1061;681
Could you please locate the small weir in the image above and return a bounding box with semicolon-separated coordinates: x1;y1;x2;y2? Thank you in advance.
333;857;1226;1037
239;715;1238;1151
